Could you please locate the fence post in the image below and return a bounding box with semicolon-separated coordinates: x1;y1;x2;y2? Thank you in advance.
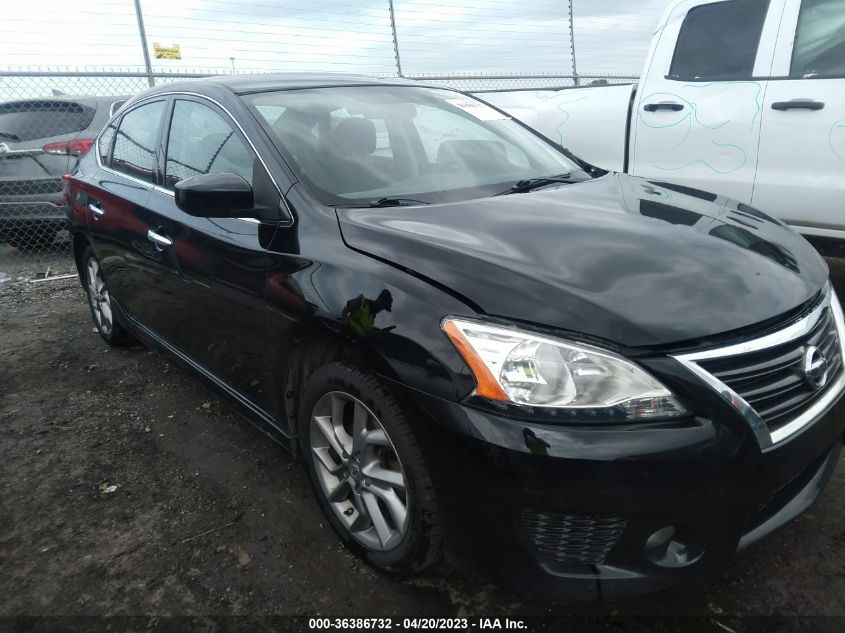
133;0;155;87
568;0;579;85
388;0;403;77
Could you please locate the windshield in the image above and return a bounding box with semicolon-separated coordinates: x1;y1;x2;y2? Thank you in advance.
245;86;585;206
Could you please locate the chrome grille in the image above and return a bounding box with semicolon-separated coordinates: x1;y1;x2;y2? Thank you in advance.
674;286;845;447
521;510;625;565
697;306;842;434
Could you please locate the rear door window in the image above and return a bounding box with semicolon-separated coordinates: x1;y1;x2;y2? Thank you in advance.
111;100;165;184
0;100;95;143
164;99;254;189
669;0;770;80
790;0;845;78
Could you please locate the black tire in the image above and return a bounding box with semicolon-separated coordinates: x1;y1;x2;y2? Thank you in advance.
298;360;443;573
81;246;133;347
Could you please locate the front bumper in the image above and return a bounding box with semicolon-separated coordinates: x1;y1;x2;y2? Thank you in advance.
406;382;845;601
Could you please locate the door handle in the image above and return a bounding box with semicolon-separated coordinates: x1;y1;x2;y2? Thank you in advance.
643;102;685;112
771;99;825;111
88;202;104;218
146;229;173;250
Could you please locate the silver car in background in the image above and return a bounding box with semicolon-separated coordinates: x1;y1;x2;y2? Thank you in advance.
0;96;126;249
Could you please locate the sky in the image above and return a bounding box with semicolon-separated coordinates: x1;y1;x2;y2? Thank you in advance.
0;0;667;76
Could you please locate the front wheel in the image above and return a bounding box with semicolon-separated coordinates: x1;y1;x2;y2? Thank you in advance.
298;361;443;573
82;247;133;346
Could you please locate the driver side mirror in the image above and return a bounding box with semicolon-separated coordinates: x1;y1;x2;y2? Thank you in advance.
174;172;255;218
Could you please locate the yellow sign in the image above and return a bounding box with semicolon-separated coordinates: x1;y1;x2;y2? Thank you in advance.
153;43;181;60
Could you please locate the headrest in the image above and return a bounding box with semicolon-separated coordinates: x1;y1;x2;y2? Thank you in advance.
333;117;377;156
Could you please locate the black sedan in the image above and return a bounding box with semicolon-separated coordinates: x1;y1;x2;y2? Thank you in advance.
65;74;845;600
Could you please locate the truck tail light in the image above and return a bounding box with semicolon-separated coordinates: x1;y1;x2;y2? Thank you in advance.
42;138;95;156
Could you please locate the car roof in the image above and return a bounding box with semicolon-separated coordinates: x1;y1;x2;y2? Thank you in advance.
142;72;427;97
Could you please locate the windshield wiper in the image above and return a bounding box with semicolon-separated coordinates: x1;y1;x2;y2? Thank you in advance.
368;197;431;207
0;131;21;142
496;173;574;195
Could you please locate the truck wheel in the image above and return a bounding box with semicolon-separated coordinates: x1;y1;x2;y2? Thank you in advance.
298;361;443;573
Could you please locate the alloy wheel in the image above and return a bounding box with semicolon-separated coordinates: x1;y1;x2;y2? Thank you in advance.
309;391;409;551
86;256;112;336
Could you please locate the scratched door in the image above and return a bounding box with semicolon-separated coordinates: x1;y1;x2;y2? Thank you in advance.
752;0;845;235
631;0;779;202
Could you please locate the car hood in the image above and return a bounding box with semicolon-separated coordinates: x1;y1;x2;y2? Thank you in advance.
336;173;828;348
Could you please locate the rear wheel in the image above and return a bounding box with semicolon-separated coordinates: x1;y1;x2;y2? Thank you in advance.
82;247;133;346
298;361;443;573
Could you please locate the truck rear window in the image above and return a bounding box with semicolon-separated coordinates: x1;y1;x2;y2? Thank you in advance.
668;0;770;81
0;101;96;142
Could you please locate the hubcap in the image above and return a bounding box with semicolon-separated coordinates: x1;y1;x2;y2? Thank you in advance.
309;391;409;551
86;257;112;335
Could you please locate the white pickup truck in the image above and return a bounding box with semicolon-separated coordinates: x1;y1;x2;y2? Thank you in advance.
483;0;845;244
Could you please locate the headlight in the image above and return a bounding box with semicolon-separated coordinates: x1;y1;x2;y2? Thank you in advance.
443;318;687;421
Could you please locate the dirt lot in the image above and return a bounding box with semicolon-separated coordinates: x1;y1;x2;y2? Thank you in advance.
3;252;845;628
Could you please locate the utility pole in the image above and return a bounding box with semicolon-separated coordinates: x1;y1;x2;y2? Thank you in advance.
388;0;403;77
230;57;236;73
568;0;579;85
133;0;155;87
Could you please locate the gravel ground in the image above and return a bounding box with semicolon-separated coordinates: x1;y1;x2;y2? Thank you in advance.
2;254;845;629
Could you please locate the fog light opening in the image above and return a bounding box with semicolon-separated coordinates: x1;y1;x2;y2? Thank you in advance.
645;525;705;568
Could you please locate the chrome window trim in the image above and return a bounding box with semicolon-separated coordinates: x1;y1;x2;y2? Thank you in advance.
95;90;294;227
672;283;845;449
109;100;126;118
95;97;166;191
101;164;155;191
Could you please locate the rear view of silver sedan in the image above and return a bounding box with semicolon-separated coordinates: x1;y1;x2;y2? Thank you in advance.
0;95;126;249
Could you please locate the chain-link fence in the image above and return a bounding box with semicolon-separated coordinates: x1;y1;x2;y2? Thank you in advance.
0;71;144;278
0;67;637;277
0;0;663;276
405;73;637;93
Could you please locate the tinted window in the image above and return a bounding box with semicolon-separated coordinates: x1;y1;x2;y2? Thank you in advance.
111;101;165;184
669;0;770;80
791;0;845;78
0;100;95;142
99;124;116;164
165;100;253;189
